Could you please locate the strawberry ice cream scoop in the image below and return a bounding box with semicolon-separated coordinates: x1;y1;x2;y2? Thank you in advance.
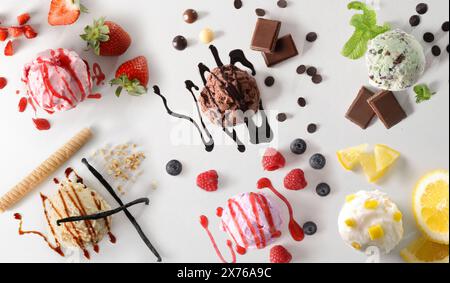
220;192;282;253
22;48;92;114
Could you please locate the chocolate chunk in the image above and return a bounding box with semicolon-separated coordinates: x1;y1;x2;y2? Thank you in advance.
277;0;288;8
368;90;407;129
442;21;449;32
432;45;441;57
264;76;275;87
416;3;428;15
172;35;188;51
277;113;287;122
262;34;299;67
306;32;318;42
255;8;266;17
307;123;318;133
234;0;243;9
312;74;323;84
251;18;282;53
297;97;307;107
345;87;376;129
409;15;421;27
423;32;435;43
306;66;317;77
297;65;307;74
183;9;198;24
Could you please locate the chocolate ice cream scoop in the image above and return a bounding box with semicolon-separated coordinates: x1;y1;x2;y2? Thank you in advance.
199;65;260;127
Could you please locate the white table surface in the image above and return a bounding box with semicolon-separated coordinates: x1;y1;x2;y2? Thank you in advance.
0;0;448;263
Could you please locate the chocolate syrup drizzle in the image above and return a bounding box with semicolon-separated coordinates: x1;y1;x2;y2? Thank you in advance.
153;45;273;153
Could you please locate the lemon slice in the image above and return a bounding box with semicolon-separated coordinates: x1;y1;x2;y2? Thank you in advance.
359;153;387;183
374;144;400;172
401;237;449;263
337;144;369;171
413;170;449;244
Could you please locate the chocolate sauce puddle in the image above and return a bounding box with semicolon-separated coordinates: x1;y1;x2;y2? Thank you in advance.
153;45;273;152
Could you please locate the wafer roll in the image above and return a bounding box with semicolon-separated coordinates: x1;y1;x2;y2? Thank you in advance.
0;128;92;213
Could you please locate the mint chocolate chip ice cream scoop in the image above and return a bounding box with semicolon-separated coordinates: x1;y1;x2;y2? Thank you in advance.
366;29;425;91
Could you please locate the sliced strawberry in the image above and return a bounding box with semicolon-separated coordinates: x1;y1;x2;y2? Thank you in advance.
17;13;31;25
0;77;7;89
110;56;149;97
23;25;38;39
0;29;8;41
8;26;24;38
4;40;14;56
81;18;131;56
48;0;84;26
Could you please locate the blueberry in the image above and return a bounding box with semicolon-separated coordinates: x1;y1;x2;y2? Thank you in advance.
310;153;326;170
316;183;331;197
303;222;317;236
290;139;307;155
166;160;182;176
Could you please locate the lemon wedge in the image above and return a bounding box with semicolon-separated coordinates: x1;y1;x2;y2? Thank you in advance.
374;144;400;172
359;153;387;183
337;144;369;171
401;237;449;263
413;170;449;244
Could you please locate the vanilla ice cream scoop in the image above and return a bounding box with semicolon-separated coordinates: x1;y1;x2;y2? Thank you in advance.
46;180;111;252
366;29;425;91
22;48;93;114
220;192;282;253
338;190;404;254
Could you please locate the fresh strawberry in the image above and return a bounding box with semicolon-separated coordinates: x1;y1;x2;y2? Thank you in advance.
48;0;86;26
110;56;149;97
23;25;38;39
196;170;219;192
262;148;286;171
284;169;308;191
81;18;131;56
0;29;8;41
270;245;292;263
17;13;31;25
4;40;14;56
0;77;7;89
8;26;23;38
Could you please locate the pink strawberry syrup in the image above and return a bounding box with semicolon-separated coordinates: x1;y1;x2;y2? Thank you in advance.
199;215;236;263
18;97;27;113
257;178;305;242
32;118;51;131
92;63;106;86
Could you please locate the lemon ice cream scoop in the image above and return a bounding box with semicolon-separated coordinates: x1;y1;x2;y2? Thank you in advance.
366;29;425;91
338;190;404;254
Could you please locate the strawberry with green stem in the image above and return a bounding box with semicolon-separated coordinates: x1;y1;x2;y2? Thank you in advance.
110;56;149;97
81;18;131;56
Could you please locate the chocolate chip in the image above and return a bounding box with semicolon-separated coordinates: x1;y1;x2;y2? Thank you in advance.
409;15;421;27
264;76;275;87
234;0;243;9
432;45;441;57
277;113;287;122
312;74;323;84
306;66;317;77
255;8;266;17
306;32;318;42
277;0;287;8
416;3;428;15
172;35;188;51
183;9;198;24
423;32;435;43
297;97;307;107
297;65;307;74
307;123;317;133
442;21;449;32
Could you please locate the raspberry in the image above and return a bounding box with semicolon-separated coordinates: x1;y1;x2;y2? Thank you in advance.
262;148;286;171
269;245;292;263
197;170;218;192
284;169;308;191
4;41;14;56
17;13;31;25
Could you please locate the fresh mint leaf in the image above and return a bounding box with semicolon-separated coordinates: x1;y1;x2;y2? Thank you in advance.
414;84;436;103
342;1;391;60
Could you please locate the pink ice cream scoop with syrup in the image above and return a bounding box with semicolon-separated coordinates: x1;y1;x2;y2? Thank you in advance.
22;48;93;114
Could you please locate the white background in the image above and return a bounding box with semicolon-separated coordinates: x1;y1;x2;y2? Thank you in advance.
0;0;448;263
